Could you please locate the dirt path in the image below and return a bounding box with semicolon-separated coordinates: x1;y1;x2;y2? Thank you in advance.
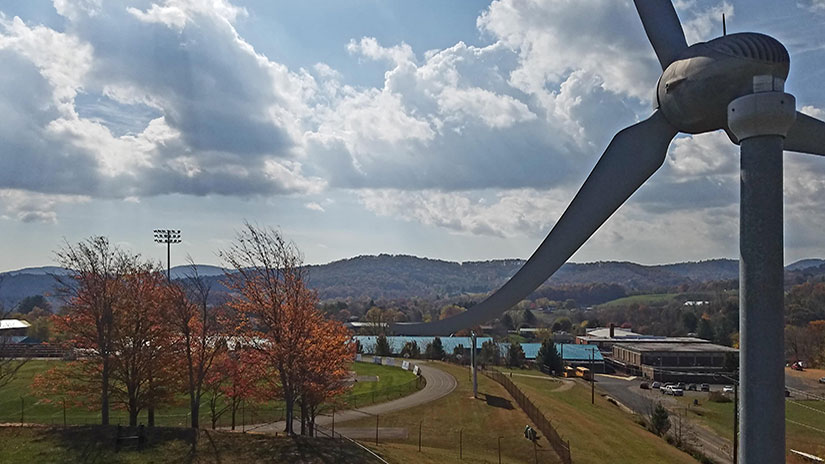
246;362;457;435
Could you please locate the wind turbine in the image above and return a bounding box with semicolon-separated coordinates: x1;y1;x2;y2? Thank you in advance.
395;1;825;461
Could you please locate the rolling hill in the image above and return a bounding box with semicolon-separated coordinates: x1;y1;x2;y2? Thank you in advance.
2;255;824;307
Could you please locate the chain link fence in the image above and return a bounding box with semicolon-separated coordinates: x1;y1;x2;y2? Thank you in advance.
484;370;572;464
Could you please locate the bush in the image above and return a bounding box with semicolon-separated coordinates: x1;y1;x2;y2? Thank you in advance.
649;403;671;436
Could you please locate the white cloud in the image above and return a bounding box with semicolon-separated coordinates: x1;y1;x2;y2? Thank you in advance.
0;189;89;223
358;188;569;238
305;202;325;212
668;131;738;177
677;1;733;44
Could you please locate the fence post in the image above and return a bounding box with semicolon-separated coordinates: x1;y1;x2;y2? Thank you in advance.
20;396;24;426
498;436;502;464
418;421;422;452
375;414;379;446
459;428;463;459
534;439;538;464
332;405;335;435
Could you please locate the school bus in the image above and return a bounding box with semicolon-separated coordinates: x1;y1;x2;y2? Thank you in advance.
563;366;576;378
575;366;592;380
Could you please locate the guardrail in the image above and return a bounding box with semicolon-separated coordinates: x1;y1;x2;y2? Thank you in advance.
484;370;572;464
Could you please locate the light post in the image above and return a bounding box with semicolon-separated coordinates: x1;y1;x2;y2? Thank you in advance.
153;229;181;282
150;229;181;427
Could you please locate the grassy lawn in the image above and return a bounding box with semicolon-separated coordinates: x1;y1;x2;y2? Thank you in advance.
598;293;678;308
0;360;419;428
0;425;378;463
509;375;697;464
341;361;561;464
673;394;825;460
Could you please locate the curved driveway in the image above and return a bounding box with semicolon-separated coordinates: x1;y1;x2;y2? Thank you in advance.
248;362;457;434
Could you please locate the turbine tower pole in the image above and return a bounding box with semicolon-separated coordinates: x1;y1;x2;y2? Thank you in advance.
728;76;796;464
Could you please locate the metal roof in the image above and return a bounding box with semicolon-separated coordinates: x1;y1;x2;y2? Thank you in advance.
500;343;603;362
354;336;493;354
0;319;31;331
614;342;738;353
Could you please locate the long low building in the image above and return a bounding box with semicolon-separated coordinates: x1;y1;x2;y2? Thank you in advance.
611;342;738;382
576;326;708;351
354;335;493;355
511;343;604;372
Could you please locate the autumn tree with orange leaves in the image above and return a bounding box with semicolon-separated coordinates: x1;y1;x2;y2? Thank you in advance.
221;223;353;435
165;260;229;429
109;264;176;426
49;239;177;426
52;236;139;425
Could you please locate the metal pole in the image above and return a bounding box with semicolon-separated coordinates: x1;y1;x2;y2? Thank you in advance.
166;232;171;282
739;133;785;464
728;81;795;464
498;436;502;464
734;383;739;464
534;438;538;464
332;405;335;435
471;331;478;399
20;396;24;425
459;428;463;459
419;421;422;452
590;349;595;405
375;415;379;445
63;398;67;428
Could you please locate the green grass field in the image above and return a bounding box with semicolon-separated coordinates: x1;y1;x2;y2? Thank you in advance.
0;360;419;428
341;362;559;464
597;293;679;308
673;394;825;460
0;425;378;463
509;374;698;464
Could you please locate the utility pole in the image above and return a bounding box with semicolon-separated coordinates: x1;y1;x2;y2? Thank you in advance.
471;331;478;399
590;348;595;405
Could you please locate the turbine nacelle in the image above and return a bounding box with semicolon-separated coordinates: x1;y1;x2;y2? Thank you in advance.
657;32;790;135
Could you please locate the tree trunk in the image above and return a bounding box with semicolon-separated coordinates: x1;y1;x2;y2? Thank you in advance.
284;394;294;435
101;357;110;425
300;400;307;436
191;395;199;429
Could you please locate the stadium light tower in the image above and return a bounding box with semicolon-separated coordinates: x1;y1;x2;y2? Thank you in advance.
153;229;181;282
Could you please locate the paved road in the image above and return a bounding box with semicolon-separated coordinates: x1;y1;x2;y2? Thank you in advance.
595;375;734;464
247;362;457;434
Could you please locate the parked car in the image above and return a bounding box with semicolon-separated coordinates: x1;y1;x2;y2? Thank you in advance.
723;385;735;393
676;382;687;390
660;383;673;393
687;384;698;391
819;377;825;384
651;381;661;389
640;382;650;389
700;383;710;392
668;386;685;397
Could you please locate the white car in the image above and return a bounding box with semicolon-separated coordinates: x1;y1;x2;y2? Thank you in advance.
722;385;735;393
667;386;685;396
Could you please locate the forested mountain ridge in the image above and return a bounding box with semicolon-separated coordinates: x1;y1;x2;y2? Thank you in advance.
2;255;824;306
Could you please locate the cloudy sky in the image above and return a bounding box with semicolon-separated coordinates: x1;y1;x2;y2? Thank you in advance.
0;0;823;272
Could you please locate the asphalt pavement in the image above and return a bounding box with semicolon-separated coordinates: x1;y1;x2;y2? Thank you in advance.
246;362;457;435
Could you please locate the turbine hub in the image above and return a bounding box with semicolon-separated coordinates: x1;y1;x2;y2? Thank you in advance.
656;33;790;134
